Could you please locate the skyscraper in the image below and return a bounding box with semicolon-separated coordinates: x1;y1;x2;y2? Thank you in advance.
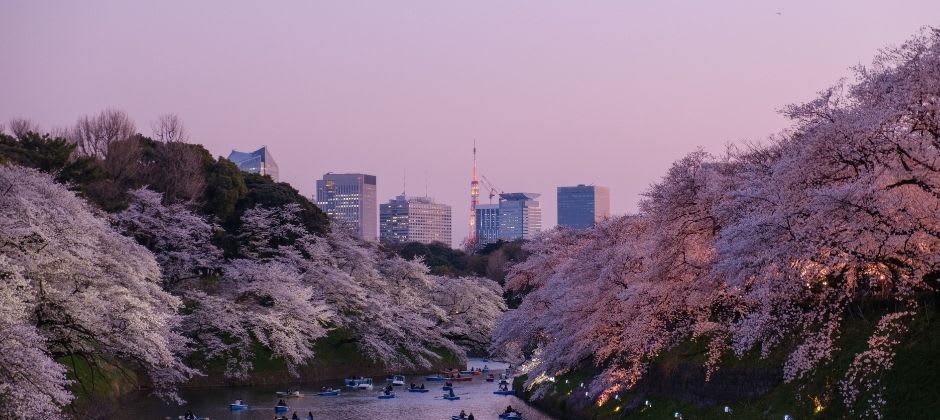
380;195;452;246
475;203;500;246
316;173;378;241
497;192;542;241
227;146;279;181
557;184;610;229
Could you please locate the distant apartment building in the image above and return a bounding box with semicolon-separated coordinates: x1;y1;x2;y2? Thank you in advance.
380;195;452;246
227;146;279;181
497;192;542;241
557;184;610;229
475;203;500;246
315;173;377;241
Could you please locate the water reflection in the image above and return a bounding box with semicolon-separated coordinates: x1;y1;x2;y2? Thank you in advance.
119;359;552;419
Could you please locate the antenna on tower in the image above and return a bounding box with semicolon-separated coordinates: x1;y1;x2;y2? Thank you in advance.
473;139;477;173
424;170;428;198
402;168;407;196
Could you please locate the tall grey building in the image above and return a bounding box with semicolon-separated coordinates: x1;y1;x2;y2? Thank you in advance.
497;192;542;241
475;203;500;246
227;146;279;181
557;184;610;229
316;173;377;241
380;195;452;246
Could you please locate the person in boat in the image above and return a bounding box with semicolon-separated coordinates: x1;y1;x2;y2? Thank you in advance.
504;405;515;414
468;413;475;420
292;412;300;420
499;382;509;391
445;381;453;387
420;383;425;389
384;384;393;395
410;382;416;389
184;411;196;420
459;409;467;418
448;388;456;398
277;399;287;406
306;411;314;420
320;386;326;392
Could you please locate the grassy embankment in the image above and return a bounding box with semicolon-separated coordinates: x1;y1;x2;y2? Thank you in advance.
66;328;462;412
517;305;940;419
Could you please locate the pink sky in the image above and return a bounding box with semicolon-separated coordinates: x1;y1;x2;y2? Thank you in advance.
2;1;938;244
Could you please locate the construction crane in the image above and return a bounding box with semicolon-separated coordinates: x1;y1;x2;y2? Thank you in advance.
480;174;502;203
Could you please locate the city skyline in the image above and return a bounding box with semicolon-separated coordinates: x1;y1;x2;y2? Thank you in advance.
4;1;940;242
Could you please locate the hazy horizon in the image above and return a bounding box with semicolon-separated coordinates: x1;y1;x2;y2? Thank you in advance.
3;0;939;244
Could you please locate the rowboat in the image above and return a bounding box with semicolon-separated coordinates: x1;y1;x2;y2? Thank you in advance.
275;390;303;398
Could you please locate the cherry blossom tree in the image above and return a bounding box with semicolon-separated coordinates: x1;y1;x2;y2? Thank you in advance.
115;188;222;284
182;259;331;379
0;166;196;417
117;194;332;379
494;29;940;418
433;275;506;354
239;203;505;369
116;195;506;379
0;257;72;419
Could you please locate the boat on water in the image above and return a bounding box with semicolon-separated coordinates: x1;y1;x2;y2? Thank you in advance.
275;390;303;398
388;374;406;386
424;374;446;381
377;392;396;399
442;394;461;400
493;389;517;395
407;387;430;393
344;377;374;390
499;412;523;419
486;374;496;382
449;376;473;382
459;370;474;375
229;401;248;410
274;404;289;413
177;416;209;420
316;390;340;396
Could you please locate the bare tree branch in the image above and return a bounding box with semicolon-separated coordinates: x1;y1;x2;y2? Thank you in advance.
68;109;136;158
151;113;189;143
8;118;40;140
